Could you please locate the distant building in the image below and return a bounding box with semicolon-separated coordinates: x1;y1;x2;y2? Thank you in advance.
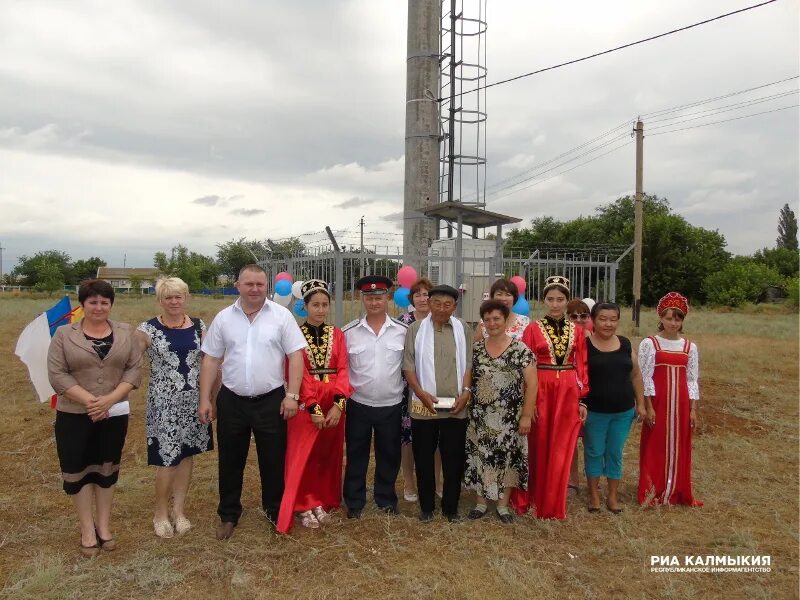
96;267;161;290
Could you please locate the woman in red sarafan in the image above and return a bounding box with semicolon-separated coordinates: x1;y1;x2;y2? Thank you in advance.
277;280;352;533
637;291;702;507
510;275;589;519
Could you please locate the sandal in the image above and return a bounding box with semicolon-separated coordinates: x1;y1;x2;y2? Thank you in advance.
311;506;331;525
467;504;488;520
299;510;320;529
173;515;191;535
496;507;514;524
95;528;116;551
153;518;174;539
80;541;100;558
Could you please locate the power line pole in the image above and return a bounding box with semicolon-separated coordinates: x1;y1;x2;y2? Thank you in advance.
0;240;5;284
359;216;365;277
446;0;456;205
403;0;440;271
632;119;644;332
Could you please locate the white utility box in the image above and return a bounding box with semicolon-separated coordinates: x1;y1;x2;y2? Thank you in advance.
428;238;498;323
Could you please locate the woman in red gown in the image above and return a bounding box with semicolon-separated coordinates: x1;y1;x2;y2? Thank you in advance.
277;280;352;533
637;292;702;507
511;275;588;519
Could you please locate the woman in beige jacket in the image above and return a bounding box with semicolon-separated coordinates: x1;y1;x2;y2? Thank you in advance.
48;279;142;557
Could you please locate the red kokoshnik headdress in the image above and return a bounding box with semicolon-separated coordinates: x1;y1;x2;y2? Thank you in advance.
657;291;689;316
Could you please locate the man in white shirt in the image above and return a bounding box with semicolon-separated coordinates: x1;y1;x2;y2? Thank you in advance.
343;275;407;518
199;265;307;539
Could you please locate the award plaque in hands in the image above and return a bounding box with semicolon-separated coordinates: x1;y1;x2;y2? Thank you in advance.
435;397;455;410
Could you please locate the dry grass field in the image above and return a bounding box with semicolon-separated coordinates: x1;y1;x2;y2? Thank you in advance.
0;295;797;599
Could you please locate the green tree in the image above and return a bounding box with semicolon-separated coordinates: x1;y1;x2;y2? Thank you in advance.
786;276;799;307
506;195;729;304
12;251;73;287
267;237;307;258
703;259;783;306
34;261;65;295
71;257;107;284
777;203;798;250
154;245;219;290
216;238;270;281
752;246;799;279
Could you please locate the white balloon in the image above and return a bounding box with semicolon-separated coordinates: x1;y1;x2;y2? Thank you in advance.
291;280;305;298
273;292;292;307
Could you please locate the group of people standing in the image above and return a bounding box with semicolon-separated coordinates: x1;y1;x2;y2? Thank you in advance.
45;266;701;557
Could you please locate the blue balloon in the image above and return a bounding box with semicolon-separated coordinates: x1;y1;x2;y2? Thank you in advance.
293;298;307;317
512;296;530;316
393;287;411;309
275;279;292;296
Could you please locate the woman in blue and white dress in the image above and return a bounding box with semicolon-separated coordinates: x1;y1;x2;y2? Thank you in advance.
137;277;213;538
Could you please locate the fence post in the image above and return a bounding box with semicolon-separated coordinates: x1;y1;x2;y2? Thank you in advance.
326;226;344;327
609;263;617;303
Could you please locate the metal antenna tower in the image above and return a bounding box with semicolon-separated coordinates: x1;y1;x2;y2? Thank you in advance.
439;0;488;224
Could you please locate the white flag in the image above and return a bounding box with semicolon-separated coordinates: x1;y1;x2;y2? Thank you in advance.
14;313;55;403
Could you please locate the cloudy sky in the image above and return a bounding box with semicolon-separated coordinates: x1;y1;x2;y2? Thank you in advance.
0;0;797;270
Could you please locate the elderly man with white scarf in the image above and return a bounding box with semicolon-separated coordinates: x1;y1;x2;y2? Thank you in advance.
402;284;473;523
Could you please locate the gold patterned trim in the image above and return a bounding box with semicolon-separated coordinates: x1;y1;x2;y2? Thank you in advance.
535;320;556;365
564;320;575;365
410;398;437;417
538;318;573;365
301;324;334;375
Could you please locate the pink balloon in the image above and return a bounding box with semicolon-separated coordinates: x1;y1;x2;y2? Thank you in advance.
397;265;418;289
510;275;527;295
275;272;293;283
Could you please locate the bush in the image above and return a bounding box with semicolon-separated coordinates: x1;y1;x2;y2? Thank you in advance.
703;260;783;307
786;277;799;307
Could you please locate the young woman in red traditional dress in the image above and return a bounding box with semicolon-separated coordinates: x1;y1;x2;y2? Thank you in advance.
277;280;352;533
510;275;589;519
637;292;702;507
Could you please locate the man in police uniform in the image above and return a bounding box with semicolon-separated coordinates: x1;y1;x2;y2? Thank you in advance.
343;275;407;518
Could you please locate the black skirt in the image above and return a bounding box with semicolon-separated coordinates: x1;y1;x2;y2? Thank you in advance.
54;411;129;495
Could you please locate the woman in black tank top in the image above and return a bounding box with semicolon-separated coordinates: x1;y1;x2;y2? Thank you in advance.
583;303;646;514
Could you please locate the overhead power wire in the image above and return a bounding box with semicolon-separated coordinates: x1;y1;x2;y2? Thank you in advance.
646;89;798;125
490;140;634;202
441;0;781;101
648;104;798;136
641;75;798;118
482;121;631;193
485;133;631;198
477;75;798;203
647;90;799;130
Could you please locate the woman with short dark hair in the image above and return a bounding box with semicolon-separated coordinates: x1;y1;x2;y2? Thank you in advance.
465;300;536;523
583;302;645;513
566;299;591;335
474;278;530;342
48;279;142;557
